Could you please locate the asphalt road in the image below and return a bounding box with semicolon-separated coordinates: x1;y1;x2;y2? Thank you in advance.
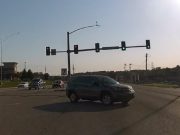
0;85;180;135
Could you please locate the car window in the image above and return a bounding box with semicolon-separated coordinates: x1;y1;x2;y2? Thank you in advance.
102;76;119;85
70;76;96;87
74;76;89;86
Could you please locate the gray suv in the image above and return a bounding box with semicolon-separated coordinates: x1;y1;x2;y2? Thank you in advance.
29;78;45;90
66;75;135;105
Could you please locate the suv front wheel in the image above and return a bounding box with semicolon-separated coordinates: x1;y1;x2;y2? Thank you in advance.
69;93;79;103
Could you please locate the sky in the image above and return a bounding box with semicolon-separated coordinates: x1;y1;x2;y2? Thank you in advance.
0;0;180;75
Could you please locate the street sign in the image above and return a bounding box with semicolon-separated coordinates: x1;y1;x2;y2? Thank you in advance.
101;46;119;50
51;49;56;55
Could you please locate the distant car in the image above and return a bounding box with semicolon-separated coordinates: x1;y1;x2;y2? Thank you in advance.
52;80;64;88
17;82;29;88
66;75;135;105
29;78;45;90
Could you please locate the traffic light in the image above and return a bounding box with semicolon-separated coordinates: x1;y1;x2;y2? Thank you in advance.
74;45;78;54
95;43;100;52
121;41;126;51
51;49;56;55
146;40;150;49
46;46;50;56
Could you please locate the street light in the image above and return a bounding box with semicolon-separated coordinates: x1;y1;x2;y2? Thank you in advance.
67;22;100;78
0;32;20;85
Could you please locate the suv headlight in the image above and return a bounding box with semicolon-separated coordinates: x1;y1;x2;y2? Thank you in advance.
128;86;135;93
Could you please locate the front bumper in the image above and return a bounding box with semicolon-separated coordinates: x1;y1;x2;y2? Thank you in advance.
112;92;135;102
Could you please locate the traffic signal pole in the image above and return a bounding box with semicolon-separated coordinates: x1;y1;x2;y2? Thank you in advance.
46;40;150;78
146;53;148;71
67;32;71;78
66;23;100;78
46;23;150;78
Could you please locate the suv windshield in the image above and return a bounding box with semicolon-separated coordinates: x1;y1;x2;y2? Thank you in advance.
102;76;119;85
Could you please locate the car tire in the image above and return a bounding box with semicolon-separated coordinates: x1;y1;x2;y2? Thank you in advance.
101;93;113;105
69;92;78;103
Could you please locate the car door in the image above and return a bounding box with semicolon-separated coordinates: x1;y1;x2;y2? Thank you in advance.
75;77;90;98
79;76;101;99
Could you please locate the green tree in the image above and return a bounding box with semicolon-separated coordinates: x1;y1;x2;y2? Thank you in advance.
27;69;34;80
44;73;50;80
20;69;27;81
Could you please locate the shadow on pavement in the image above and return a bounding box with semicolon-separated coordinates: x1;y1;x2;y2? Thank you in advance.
33;101;128;113
112;95;180;135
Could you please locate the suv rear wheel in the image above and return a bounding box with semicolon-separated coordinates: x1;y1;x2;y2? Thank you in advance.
101;93;113;105
69;93;79;103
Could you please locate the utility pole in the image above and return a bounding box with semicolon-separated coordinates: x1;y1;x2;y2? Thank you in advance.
24;61;27;71
129;63;132;71
151;62;154;70
146;53;148;71
73;64;75;74
45;65;46;73
124;64;127;71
